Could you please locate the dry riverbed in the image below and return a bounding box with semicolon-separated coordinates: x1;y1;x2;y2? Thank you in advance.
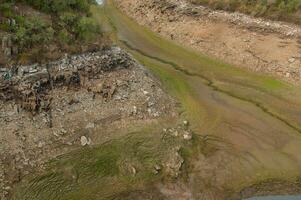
98;1;301;199
115;0;301;84
2;1;301;199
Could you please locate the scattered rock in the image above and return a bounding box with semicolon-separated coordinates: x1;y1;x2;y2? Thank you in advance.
132;106;138;115
37;141;45;148
68;98;80;105
183;131;192;140
131;166;137;175
66;142;73;146
183;120;189;126
165;150;184;177
288;58;296;63
153;164;162;174
172;130;179;137
80;136;91;146
85;122;95;129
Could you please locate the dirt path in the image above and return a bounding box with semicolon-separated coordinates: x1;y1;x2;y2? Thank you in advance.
115;0;301;85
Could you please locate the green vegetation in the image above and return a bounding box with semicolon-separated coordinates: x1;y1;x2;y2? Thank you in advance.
22;0;94;13
0;0;103;63
14;131;187;200
189;0;301;24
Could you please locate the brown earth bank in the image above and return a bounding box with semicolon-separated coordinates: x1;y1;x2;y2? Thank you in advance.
114;0;301;85
0;46;180;199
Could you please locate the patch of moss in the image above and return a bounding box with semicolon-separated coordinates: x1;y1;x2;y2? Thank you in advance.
14;131;185;200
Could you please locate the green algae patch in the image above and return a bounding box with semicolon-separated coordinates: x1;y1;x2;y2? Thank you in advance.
131;51;206;130
14;131;186;200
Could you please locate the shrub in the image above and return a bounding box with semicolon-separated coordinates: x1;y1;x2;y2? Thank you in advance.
0;0;103;62
76;17;100;41
59;12;78;27
0;2;13;17
23;0;95;13
58;29;72;44
15;18;54;49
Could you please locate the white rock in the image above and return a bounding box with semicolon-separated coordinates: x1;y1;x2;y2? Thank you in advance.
173;130;179;137
183;131;192;140
288;58;296;63
183;120;189;126
132;106;138;115
87;138;92;145
4;186;11;191
37;141;44;148
131;166;137;175
61;129;67;134
85;122;95;129
80;136;88;146
66;142;73;146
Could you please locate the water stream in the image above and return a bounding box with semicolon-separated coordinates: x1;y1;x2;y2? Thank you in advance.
96;0;104;5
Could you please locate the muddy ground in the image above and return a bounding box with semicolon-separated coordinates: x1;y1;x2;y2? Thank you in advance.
0;47;180;199
115;0;301;85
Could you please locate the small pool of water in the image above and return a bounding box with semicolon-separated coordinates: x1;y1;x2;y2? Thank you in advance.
96;0;104;5
248;196;301;200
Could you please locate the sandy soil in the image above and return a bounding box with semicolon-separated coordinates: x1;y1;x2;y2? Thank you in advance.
114;0;301;85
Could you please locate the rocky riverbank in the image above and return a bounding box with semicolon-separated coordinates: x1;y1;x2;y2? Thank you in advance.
115;0;301;84
0;46;179;199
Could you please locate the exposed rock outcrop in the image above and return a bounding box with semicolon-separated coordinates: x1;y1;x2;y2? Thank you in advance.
0;47;132;113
